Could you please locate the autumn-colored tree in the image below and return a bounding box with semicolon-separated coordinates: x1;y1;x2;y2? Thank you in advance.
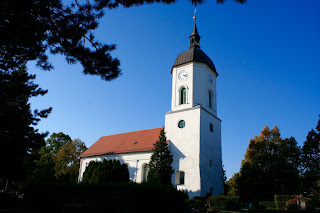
238;126;301;203
53;139;87;182
33;133;86;183
33;132;72;183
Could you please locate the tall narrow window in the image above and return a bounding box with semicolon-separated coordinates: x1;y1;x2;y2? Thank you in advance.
142;164;149;182
179;172;185;185
175;171;185;185
180;87;187;104
208;90;213;108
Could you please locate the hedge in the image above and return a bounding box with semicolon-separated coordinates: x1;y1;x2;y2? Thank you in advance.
259;201;276;209
248;209;318;213
274;195;291;210
22;182;187;213
207;195;241;212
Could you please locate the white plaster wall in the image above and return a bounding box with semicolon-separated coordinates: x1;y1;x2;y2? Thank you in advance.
172;62;217;115
165;107;202;197
167;61;222;198
171;64;194;111
78;151;152;183
192;63;218;116
199;108;223;196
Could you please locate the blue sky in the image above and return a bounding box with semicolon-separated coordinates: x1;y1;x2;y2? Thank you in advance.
28;0;320;179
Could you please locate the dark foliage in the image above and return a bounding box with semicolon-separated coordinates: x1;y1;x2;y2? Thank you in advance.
238;126;301;204
22;182;187;212
207;195;241;212
248;209;318;213
186;196;208;213
32;132;72;183
147;128;174;184
82;159;129;184
0;0;245;81
301;116;320;193
0;65;51;184
274;195;291;210
0;192;16;208
259;201;277;210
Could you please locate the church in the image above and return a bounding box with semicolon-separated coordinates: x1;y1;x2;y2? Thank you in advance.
78;16;223;198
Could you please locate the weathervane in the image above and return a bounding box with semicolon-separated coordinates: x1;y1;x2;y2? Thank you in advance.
193;7;197;23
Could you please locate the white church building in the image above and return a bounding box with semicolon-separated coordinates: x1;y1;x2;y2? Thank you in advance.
78;17;223;198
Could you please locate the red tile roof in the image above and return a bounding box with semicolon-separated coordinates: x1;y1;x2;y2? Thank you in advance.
80;127;163;157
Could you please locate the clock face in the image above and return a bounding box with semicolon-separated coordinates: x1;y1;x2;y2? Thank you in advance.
208;75;213;85
178;70;189;81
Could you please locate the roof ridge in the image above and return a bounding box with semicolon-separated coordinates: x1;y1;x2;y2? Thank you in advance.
101;127;163;138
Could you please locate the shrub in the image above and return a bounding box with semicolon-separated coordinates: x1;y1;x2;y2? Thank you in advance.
259;201;276;209
82;159;129;184
274;195;291;210
186;197;207;213
248;209;318;213
207;195;241;212
186;199;204;213
0;192;16;208
22;182;187;212
286;198;297;210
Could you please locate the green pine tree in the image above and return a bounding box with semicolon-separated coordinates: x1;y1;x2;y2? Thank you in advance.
147;128;174;184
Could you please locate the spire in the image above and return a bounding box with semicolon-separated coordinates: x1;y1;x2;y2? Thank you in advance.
189;8;201;49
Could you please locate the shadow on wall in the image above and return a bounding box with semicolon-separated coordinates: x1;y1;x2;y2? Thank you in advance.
169;141;186;161
177;189;201;198
128;165;138;181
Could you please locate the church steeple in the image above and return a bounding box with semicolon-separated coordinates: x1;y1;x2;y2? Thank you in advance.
189;12;201;49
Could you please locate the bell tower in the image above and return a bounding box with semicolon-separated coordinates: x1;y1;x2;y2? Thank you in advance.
165;15;223;197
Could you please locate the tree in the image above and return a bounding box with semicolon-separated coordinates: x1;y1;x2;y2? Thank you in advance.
82;159;129;184
53;139;87;182
34;132;87;183
0;0;244;80
238;126;301;203
301;116;320;192
0;64;51;185
226;172;240;197
147;128;174;184
32;132;72;183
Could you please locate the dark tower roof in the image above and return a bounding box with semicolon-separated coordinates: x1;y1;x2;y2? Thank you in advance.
172;17;217;75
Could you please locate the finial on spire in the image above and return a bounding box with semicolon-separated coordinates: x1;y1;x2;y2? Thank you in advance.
189;8;201;49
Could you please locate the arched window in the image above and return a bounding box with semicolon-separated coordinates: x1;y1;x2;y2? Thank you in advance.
142;164;149;182
208;90;213;108
175;171;185;185
180;87;187;105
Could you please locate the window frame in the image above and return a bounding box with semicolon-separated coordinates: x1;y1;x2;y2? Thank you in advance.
179;86;187;105
208;90;213;108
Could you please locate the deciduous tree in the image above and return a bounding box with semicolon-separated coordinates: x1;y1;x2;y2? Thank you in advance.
33;132;72;183
53;139;87;182
147;128;174;184
34;133;86;183
238;126;301;203
226;172;240;197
